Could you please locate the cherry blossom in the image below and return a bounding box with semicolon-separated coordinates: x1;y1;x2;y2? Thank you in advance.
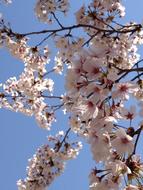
17;132;82;190
0;0;143;190
35;0;69;23
111;128;134;155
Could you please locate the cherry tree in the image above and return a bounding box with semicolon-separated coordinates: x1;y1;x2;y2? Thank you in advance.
0;0;143;190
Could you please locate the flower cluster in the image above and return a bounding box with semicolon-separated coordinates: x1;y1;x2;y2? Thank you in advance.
54;37;85;62
0;37;58;129
62;1;143;190
17;131;82;190
0;0;143;190
35;0;69;23
75;0;125;35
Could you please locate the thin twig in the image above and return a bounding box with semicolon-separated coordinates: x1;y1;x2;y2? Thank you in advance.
132;126;142;155
56;128;71;152
36;32;56;47
51;12;64;28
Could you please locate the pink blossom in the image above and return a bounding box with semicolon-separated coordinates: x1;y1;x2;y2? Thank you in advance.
111;128;134;155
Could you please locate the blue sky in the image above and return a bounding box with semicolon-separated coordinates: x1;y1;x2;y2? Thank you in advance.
0;1;143;190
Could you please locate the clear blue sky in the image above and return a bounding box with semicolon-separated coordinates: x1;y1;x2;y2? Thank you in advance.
0;1;143;190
